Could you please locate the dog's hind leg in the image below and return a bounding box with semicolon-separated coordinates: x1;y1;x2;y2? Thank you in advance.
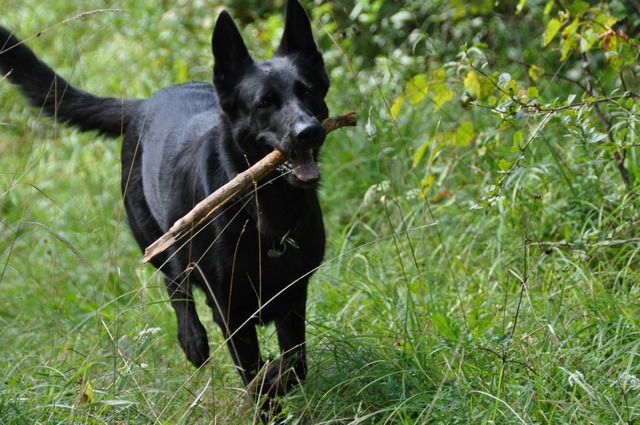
165;275;210;367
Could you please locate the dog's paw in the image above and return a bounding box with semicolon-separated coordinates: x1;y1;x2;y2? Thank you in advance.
249;358;304;399
257;397;285;425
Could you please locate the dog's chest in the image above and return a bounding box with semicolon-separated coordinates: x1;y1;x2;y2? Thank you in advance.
235;219;324;286
194;209;322;280
189;216;322;322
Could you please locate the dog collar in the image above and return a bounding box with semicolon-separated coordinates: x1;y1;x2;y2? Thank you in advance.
267;228;299;258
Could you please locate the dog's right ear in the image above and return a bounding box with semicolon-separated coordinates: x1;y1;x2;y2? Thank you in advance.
212;11;253;88
276;0;320;58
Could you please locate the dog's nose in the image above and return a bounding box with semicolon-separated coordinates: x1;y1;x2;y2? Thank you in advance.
295;123;325;149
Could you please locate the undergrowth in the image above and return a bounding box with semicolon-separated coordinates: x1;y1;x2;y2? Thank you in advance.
1;1;638;424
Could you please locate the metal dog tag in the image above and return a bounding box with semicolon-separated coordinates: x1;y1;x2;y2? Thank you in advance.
267;247;285;258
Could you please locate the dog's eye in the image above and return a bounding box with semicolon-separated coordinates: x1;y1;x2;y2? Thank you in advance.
258;93;277;109
304;85;313;97
303;85;315;98
294;81;314;100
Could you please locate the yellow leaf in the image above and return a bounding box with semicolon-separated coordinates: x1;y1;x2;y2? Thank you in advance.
543;18;562;47
594;13;617;29
413;140;430;168
80;380;96;404
405;74;429;105
453;121;476;146
174;58;189;84
463;70;482;99
433;86;453;110
543;0;554;15
432;70;453;110
560;18;579;60
419;173;436;199
390;94;404;120
528;65;544;81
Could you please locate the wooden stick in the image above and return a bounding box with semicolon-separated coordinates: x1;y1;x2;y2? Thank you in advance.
143;112;357;263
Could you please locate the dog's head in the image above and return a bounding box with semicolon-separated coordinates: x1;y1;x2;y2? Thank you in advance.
212;0;329;189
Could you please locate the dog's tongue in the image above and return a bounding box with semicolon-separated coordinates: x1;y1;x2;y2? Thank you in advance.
290;150;319;182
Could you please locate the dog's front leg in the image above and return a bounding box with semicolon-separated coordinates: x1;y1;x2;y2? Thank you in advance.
165;276;210;367
219;320;263;385
272;298;308;393
217;319;284;422
246;299;308;423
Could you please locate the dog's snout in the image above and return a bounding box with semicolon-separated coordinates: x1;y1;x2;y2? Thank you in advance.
294;122;325;148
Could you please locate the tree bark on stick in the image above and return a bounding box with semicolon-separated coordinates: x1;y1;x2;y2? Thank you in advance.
143;112;357;263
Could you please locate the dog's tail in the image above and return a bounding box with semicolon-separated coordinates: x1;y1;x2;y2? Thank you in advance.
0;26;142;137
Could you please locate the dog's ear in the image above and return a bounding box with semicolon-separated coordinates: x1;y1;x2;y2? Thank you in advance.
212;11;253;87
276;0;320;57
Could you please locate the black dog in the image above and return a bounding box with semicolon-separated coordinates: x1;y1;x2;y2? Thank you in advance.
0;0;328;409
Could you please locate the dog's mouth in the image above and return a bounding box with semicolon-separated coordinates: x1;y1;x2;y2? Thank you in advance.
278;149;320;187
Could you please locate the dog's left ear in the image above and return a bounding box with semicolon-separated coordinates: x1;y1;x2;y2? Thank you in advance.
276;0;321;58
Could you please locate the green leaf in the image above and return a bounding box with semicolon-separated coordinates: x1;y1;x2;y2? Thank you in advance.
566;1;589;17
405;74;429;105
463;70;482;99
431;313;458;340
579;28;598;52
606;51;624;72
526;86;539;98
390;94;404;120
498;72;512;87
625;98;634;110
543;18;562;47
594;13;617;28
560;40;574;60
498;159;513;171
513;130;524;146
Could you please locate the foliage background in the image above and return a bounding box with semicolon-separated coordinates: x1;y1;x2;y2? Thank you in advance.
0;0;639;423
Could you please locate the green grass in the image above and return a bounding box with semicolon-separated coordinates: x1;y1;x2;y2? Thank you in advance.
1;2;639;424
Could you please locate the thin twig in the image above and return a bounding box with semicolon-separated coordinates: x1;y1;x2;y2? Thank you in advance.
582;52;632;193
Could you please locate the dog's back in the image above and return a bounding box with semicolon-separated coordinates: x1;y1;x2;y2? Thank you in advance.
131;82;225;229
